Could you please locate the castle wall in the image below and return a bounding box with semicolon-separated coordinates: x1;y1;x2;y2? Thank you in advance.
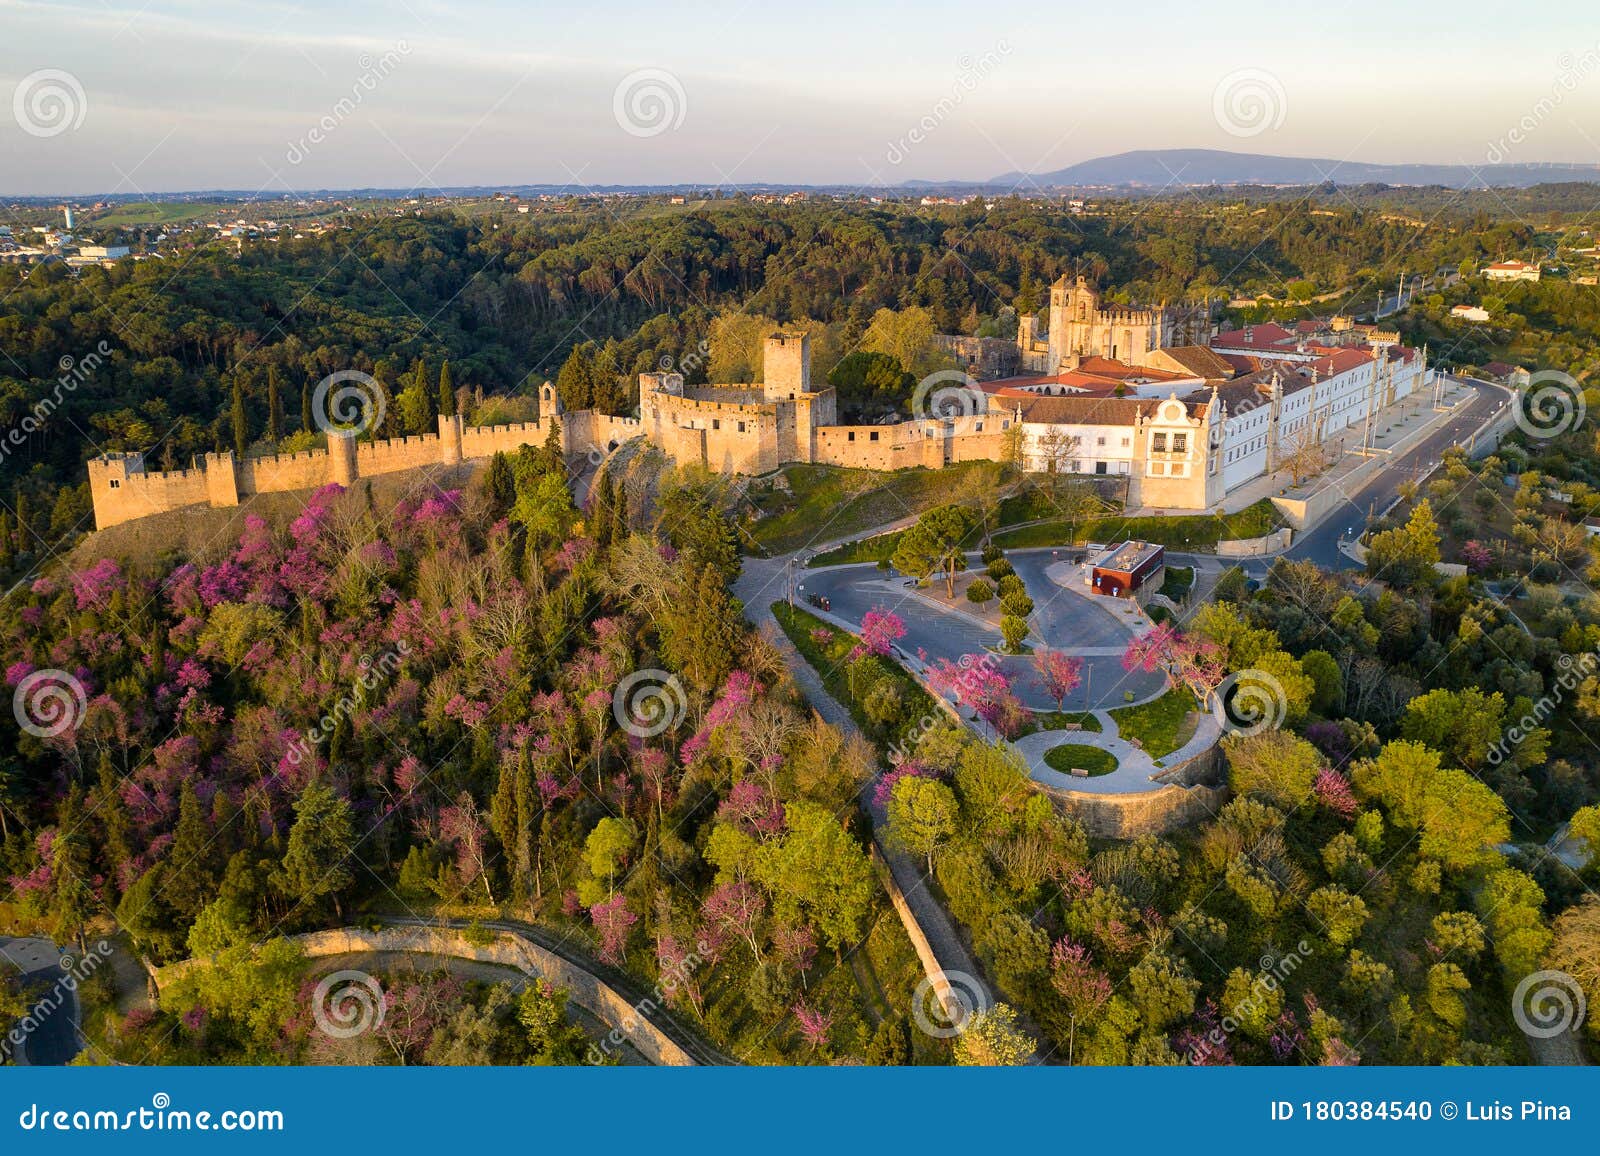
459;420;550;460
813;422;943;470
237;448;330;496
89;460;212;529
356;434;444;478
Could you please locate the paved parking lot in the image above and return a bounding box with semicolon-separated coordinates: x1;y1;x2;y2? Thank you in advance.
798;548;1167;710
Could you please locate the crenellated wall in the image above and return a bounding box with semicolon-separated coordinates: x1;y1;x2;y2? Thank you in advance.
89;414;575;530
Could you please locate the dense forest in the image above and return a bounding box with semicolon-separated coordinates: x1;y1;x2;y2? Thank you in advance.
4;193;1600;1066
0;194;1550;575
0;448;938;1064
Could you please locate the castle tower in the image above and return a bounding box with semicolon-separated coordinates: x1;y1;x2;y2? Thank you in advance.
762;331;811;401
87;453;143;530
539;380;565;419
202;451;240;508
328;430;358;487
438;413;464;465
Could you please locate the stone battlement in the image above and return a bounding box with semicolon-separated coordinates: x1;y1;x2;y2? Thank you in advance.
88;412;573;530
87;334;1026;531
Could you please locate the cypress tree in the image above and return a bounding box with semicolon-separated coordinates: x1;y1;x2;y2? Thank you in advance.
536;418;564;477
166;781;217;921
231;376;250;458
96;750;134;896
266;366;284;440
438;360;456;416
483;451;515;518
301;377;314;432
15;489;32;554
592;471;614;548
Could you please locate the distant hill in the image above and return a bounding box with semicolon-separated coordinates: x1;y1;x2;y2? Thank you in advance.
989;149;1600;190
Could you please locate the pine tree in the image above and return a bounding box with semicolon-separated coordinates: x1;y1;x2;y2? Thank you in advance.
592;471;614;548
231;376;250;458
266;366;284;441
438;360;456;417
166;781;217;921
95;751;134;895
536;418;564;478
483;451;515;519
50;786;95;952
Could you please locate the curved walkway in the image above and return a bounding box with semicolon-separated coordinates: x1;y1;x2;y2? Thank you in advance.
733;557;992;1018
366;916;735;1066
1011;704;1222;795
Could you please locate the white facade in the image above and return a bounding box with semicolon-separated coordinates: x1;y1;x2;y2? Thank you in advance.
1019;422;1136;476
1483;261;1541;282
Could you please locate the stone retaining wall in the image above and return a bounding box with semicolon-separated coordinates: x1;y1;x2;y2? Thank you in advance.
1043;745;1230;839
155;925;695;1066
1215;527;1293;556
869;846;963;1022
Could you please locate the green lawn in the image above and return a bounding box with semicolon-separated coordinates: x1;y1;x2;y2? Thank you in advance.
1109;687;1199;758
1042;743;1119;777
990;499;1282;552
1015;710;1103;736
748;461;1010;556
88;200;239;228
769;601;939;742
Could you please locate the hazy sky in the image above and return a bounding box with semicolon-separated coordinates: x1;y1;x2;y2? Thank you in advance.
3;0;1600;195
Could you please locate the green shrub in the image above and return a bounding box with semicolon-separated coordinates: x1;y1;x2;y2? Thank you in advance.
966;578;995;603
987;558;1015;581
1000;592;1034;618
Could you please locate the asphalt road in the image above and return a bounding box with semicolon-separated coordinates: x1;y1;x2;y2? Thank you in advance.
1;939;81;1066
799;549;1167;710
1242;376;1509;578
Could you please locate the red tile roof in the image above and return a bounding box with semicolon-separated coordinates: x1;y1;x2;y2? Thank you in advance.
1211;322;1298;348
